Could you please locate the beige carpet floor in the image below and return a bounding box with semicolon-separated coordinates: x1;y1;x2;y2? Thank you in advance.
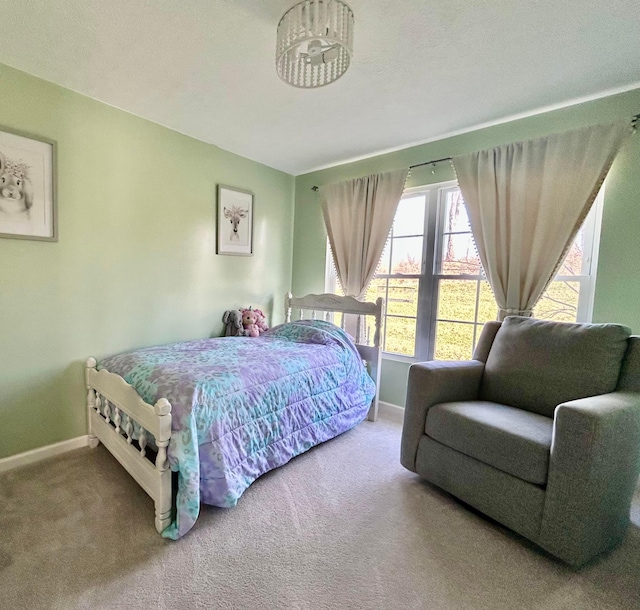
1;416;640;610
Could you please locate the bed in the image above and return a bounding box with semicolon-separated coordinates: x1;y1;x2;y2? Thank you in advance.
85;293;383;538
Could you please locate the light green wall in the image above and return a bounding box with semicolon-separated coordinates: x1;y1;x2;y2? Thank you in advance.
0;63;295;459
292;88;640;407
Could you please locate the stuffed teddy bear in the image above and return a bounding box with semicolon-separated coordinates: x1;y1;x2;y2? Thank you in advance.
253;308;270;334
241;308;260;338
222;309;244;337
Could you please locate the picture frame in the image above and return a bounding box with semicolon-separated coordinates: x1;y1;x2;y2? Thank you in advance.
0;125;57;242
217;184;254;256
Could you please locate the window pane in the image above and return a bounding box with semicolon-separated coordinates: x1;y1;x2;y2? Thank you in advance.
386;278;419;317
434;321;474;360
437;280;478;323
557;226;585;276
443;189;470;233
376;239;391;274
384;316;417;356
393;195;426;237
477;281;498;323
391;236;423;274
364;277;387;304
534;280;581;322
439;233;481;275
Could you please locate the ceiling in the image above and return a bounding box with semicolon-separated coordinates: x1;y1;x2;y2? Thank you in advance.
1;0;639;175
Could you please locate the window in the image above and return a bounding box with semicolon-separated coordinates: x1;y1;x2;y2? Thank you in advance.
432;185;494;360
327;180;603;361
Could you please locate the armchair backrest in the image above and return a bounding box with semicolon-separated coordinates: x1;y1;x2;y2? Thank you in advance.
476;316;631;417
472;321;501;363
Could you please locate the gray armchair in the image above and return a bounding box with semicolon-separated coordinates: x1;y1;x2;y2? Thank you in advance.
401;316;640;566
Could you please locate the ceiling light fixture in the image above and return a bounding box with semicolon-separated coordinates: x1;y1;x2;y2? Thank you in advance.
276;0;354;88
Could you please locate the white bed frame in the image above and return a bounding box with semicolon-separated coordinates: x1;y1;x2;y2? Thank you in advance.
86;293;384;534
284;292;383;421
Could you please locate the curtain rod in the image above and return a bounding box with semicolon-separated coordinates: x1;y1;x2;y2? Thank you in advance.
310;156;452;191
310;113;640;192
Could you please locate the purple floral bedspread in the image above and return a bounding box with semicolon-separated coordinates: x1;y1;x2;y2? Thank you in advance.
98;320;375;539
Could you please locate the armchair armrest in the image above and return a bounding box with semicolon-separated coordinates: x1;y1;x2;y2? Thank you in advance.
400;360;485;472
540;391;640;565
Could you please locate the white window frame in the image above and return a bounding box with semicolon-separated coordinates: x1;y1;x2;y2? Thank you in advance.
325;181;604;362
555;186;604;323
429;183;486;360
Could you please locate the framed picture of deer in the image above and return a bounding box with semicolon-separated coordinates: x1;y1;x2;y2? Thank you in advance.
0;125;56;242
217;184;254;256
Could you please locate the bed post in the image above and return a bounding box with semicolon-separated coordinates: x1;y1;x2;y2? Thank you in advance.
285;291;293;323
86;357;100;449
367;297;384;422
367;356;381;422
373;298;383;349
154;398;173;534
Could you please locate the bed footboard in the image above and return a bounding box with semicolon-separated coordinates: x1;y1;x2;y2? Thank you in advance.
85;358;173;534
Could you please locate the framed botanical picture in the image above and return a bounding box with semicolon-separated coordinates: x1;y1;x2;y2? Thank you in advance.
217;184;254;256
0;126;56;241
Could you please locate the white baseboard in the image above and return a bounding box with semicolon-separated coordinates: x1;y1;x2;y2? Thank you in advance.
0;435;89;474
378;401;404;424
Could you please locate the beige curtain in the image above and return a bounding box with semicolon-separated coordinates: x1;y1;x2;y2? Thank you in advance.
453;121;630;320
318;169;408;299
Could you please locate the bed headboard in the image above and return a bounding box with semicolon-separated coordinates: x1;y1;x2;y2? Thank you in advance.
284;292;384;421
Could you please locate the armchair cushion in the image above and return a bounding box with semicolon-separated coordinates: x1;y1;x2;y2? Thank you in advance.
426;401;553;485
480;316;630;417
